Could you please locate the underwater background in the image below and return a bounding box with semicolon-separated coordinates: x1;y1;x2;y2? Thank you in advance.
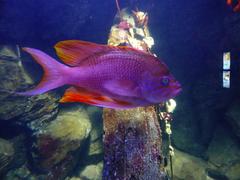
0;0;240;179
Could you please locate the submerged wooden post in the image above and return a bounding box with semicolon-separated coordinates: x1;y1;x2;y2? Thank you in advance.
103;107;167;179
103;8;167;180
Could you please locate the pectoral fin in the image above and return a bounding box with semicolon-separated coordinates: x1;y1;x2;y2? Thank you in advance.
104;80;140;97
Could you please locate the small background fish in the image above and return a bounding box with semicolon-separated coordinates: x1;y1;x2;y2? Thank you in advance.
227;0;240;11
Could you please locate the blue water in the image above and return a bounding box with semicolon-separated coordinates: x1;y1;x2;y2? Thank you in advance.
0;0;240;179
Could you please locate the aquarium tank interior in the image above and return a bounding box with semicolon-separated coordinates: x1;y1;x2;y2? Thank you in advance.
0;0;240;179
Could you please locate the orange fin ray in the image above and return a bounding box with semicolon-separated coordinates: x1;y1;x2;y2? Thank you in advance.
54;40;149;66
60;86;133;108
54;40;107;66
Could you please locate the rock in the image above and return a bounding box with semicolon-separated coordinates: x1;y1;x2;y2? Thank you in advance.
30;105;92;174
169;122;240;180
0;46;20;59
226;100;240;139
167;149;209;180
65;177;82;180
3;105;92;179
10;135;28;170
4;163;75;180
0;45;59;122
205;125;240;180
4;164;36;180
79;162;103;180
172;96;206;156
62;106;103;180
172;77;233;156
0;45;32;93
226;163;240;180
0;138;14;175
0;93;59;123
65;161;103;180
0;45;31;120
88;129;103;157
43;106;91;142
0;125;29;177
205;169;228;180
86;106;103;157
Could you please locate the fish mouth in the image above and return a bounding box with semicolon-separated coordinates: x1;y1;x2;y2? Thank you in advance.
172;81;181;90
175;87;182;94
172;83;182;96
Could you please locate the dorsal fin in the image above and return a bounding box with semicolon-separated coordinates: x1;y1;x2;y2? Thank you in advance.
54;40;149;66
54;40;107;66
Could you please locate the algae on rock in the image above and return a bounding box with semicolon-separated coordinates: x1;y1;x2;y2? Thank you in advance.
45;106;92;141
0;138;14;176
167;149;209;180
86;106;103;157
30;105;92;171
205;125;240;180
0;45;59;122
79;162;103;180
226;100;240;139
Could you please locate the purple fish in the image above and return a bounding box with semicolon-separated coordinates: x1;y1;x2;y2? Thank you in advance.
18;40;181;109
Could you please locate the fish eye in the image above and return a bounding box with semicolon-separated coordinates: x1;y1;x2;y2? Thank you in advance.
161;77;169;86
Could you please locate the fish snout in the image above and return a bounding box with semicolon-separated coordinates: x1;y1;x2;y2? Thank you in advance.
171;81;182;96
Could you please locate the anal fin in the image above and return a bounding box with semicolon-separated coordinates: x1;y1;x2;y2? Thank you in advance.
60;86;133;108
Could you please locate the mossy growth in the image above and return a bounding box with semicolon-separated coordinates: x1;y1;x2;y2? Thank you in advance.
45;106;92;142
